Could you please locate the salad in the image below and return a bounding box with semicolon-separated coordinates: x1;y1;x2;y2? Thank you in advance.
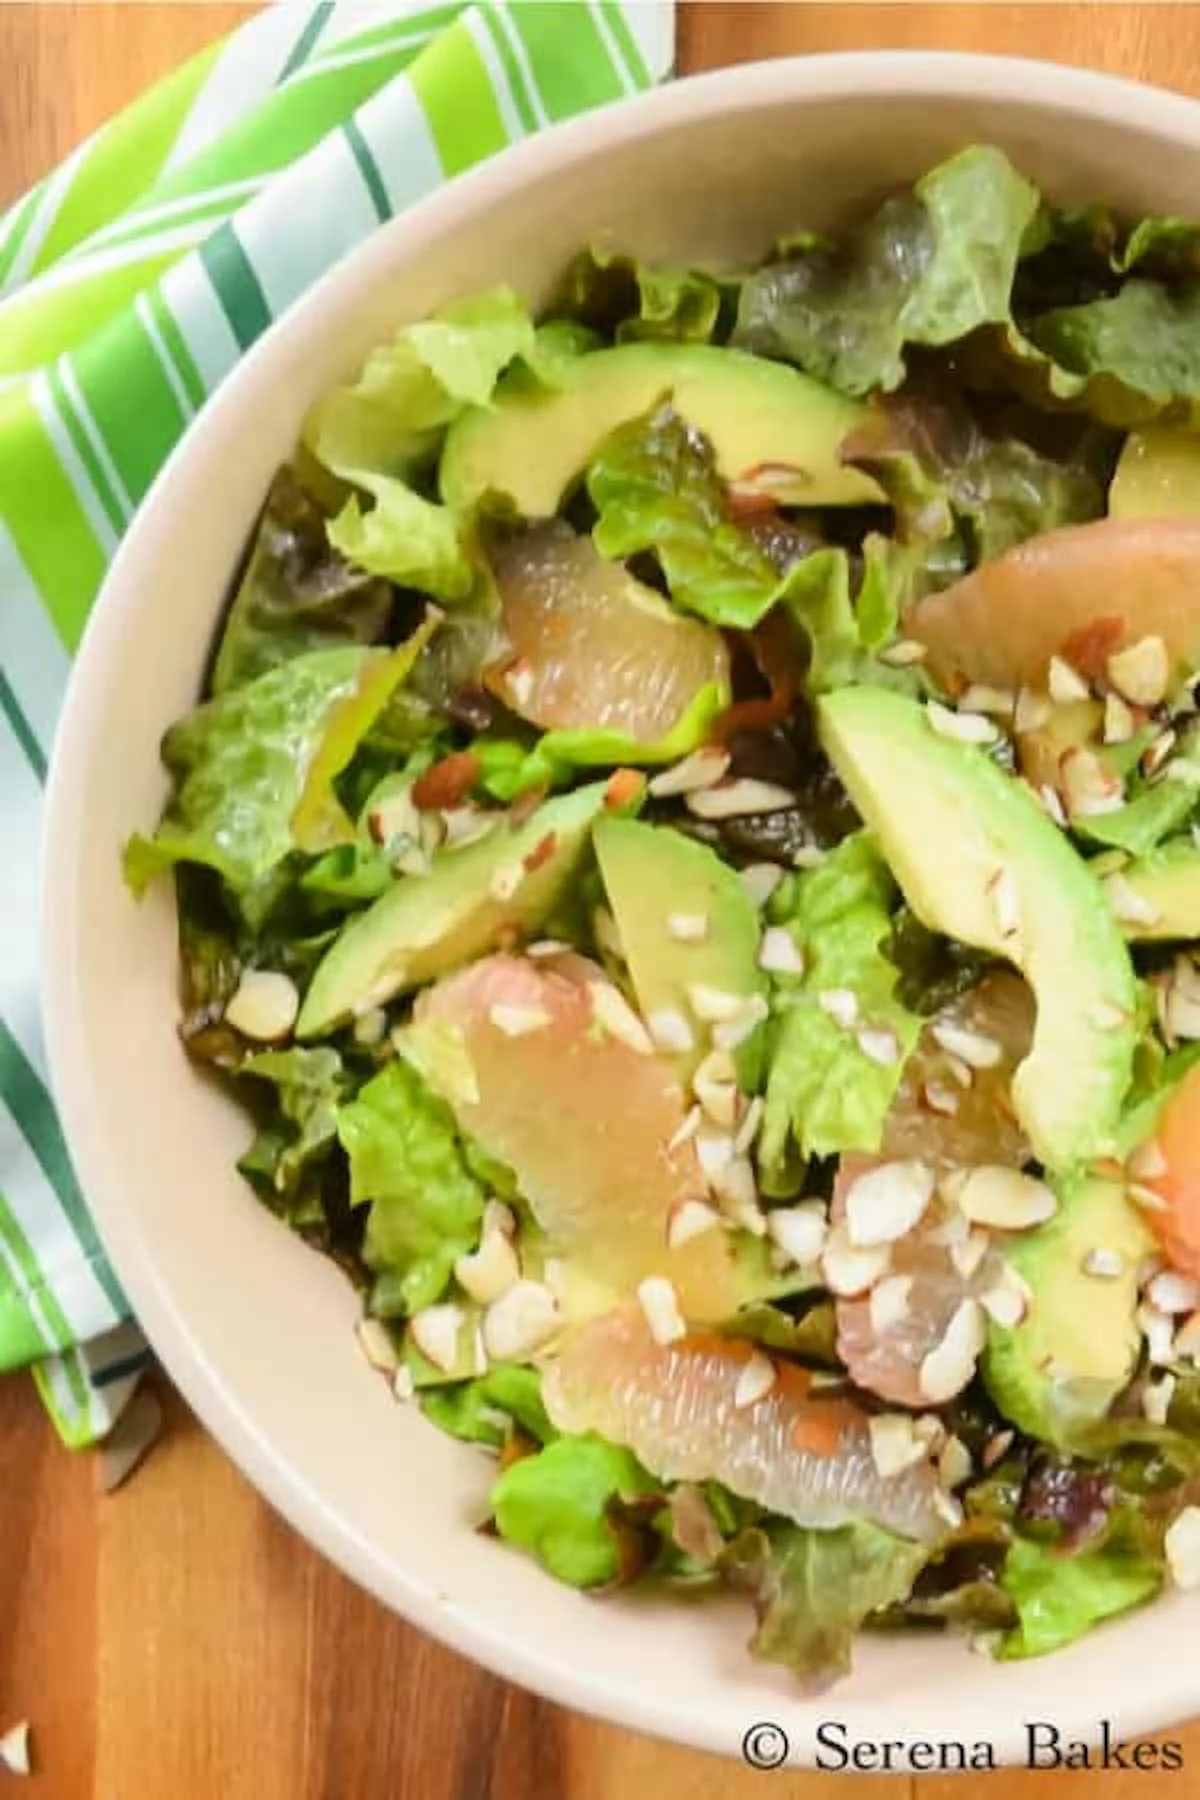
128;144;1200;1687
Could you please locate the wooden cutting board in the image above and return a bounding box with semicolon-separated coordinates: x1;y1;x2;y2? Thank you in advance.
3;5;1200;1795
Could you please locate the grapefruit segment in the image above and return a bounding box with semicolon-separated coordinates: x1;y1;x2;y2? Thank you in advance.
1143;1062;1200;1282
543;1307;949;1542
407;952;754;1319
906;517;1200;690
834;976;1033;1406
487;523;729;747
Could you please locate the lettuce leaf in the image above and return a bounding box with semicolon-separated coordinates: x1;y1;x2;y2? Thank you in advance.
307;289;585;600
337;1057;487;1315
124;646;386;922
211;468;393;694
420;1365;554;1450
1025;282;1200;422
722;1521;930;1686
237;1046;346;1223
734;146;1039;395
491;1435;663;1588
996;1532;1162;1659
1073;780;1196;858
555;245;734;345
760;834;922;1170
586;402;911;683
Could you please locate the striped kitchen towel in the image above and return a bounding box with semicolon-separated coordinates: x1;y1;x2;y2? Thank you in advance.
0;0;674;1447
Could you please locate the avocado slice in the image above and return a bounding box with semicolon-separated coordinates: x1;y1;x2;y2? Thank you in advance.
593;818;767;1085
1110;425;1200;519
440;342;881;518
1101;838;1200;941
297;784;607;1037
818;689;1138;1168
983;1177;1153;1447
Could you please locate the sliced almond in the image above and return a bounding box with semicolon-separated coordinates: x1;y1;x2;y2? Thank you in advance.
1104;872;1162;927
455;1227;521;1307
869;1413;928;1477
687;983;747;1023
488;1002;551;1038
1143;727;1178;776
1048;655;1091;704
1143;1371;1177;1425
589;982;653;1054
710;1153;760;1218
739;862;784;907
356;1317;400;1376
685;778;796;820
1165;958;1200;1041
483;1280;561;1362
953;1167;1057;1231
960;684;1016;719
410;1304;465;1374
980;1266;1028;1329
1139;1300;1178;1365
224;969;299;1041
1129;1138;1168;1181
869;1273;914;1333
1103;690;1137;744
648;1007;696;1055
668;1104;702;1153
1060;747;1124;818
1147;1270;1200;1315
918;1298;986;1402
1015;686;1053;731
924;1080;960;1117
930;1021;1001;1069
667;911;709;943
667;1197;722;1250
758;926;805;976
695;1128;735;1183
857;1026;901;1066
983;1429;1016;1470
1037;783;1068;827
0;1723;31;1779
733;1350;777;1410
844;1160;935;1247
1166;1506;1200;1588
693;1048;739;1128
1083;1247;1126;1279
392;1365;415;1403
817;987;859;1028
913;1413;947;1453
712;1006;769;1053
1107;634;1169;708
526;937;572;960
880;638;928;667
648;746;731;798
637;1276;687;1346
950;1230;991;1281
926;700;999;745
938;1435;974;1490
734;1095;765;1156
821;1224;892;1296
767;1202;828;1269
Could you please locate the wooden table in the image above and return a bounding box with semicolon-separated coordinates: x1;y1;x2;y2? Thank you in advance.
3;4;1200;1794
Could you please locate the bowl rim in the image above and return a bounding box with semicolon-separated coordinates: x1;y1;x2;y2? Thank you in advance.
41;48;1200;1765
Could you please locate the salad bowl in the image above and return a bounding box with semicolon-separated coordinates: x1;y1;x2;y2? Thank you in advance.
42;52;1200;1767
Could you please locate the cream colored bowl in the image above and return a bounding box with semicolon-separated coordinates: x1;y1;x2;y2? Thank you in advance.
43;53;1200;1768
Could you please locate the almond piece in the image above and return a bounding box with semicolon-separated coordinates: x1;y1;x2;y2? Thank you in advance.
483;1281;561;1362
1107;634;1169;708
918;1299;986;1402
224;969;299;1042
685;778;796;820
410;1305;465;1375
1048;655;1091;703
869;1412;928;1477
869;1273;914;1333
637;1276;687;1346
733;1351;777;1410
455;1227;521;1307
648;747;731;798
953;1167;1057;1231
844;1161;935;1248
739;863;784;907
758;927;805;976
821;1224;892;1296
926;700;999;745
767;1202;828;1269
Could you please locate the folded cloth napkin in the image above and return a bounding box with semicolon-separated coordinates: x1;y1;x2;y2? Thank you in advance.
0;0;674;1447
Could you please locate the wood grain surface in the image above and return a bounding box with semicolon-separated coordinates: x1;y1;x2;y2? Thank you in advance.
4;5;1200;1796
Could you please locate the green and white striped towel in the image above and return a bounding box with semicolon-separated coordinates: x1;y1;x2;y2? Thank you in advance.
0;0;674;1448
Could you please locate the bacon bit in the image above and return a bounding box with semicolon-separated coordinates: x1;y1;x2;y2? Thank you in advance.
1059;616;1124;682
605;768;644;811
522;832;558;875
411;751;481;811
791;1411;845;1457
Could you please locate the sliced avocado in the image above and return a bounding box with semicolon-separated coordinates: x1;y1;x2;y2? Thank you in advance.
440;342;880;518
818;689;1138;1168
983;1177;1153;1447
1100;838;1200;941
1110;425;1200;519
593;818;767;1086
297;784;606;1036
